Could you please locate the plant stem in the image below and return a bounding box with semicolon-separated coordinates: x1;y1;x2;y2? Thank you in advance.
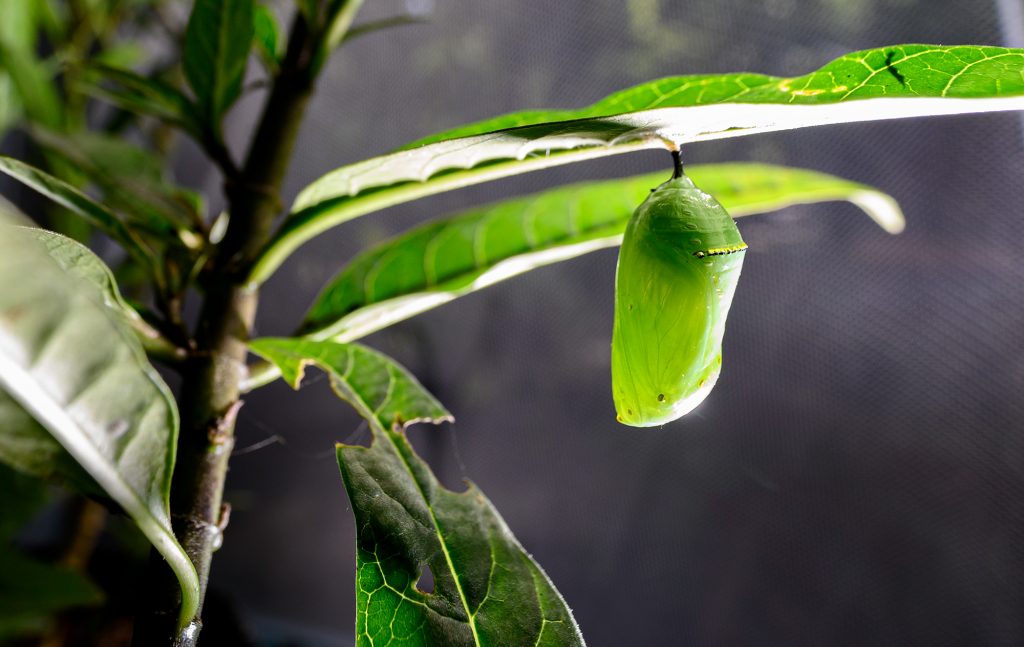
134;14;317;647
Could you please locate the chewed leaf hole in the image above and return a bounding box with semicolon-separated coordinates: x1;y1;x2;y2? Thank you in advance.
416;565;435;594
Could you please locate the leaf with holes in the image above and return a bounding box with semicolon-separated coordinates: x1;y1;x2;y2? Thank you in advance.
0;226;198;630
251;44;1024;282
248;337;586;646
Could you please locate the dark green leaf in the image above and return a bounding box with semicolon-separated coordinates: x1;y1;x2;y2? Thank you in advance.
31;128;204;232
0;546;102;639
296;164;901;343
183;0;255;125
0;462;47;539
251;44;1024;284
79;64;202;137
248;338;585;646
0;226;198;629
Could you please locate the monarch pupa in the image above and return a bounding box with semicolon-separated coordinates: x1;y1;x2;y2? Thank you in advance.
611;161;747;427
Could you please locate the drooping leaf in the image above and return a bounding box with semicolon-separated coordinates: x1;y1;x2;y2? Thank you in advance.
0;155;153;263
295;164;901;344
183;0;255;126
78;64;203;137
0;226;198;629
250;44;1024;284
248;337;585;647
248;338;452;427
30;128;204;232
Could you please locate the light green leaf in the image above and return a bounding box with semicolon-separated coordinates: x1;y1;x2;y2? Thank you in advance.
0;72;23;135
253;3;282;71
0;42;62;129
0;0;42;52
248;337;585;647
0;226;198;630
251;44;1024;284
312;0;365;75
296;163;901;344
183;0;255;126
248;338;452;427
0;155;153;261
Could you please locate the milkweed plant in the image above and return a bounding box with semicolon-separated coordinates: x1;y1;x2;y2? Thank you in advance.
1;1;1023;644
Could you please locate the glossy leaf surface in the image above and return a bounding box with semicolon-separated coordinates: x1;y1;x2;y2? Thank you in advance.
0;227;198;629
252;44;1024;282
248;338;585;646
298;164;901;344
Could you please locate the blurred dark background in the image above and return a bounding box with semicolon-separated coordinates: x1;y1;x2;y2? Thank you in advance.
198;1;1024;645
12;0;1024;645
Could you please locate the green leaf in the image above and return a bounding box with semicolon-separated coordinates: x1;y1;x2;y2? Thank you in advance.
253;3;282;71
312;0;365;75
0;226;198;630
183;0;255;126
0;42;62;129
251;44;1024;284
0;155;154;263
247;338;585;647
79;64;202;137
295;163;901;343
248;338;453;427
30;128;204;232
0;72;22;136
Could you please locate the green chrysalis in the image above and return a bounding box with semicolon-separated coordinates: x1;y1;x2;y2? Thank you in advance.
611;156;747;427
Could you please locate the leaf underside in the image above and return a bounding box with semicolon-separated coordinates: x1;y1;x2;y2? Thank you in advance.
0;226;198;628
297;163;902;343
248;338;586;646
250;44;1024;283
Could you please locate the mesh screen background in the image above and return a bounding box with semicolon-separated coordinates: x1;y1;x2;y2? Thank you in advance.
209;1;1024;644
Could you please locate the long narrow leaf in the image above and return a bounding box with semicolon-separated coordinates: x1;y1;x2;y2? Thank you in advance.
299;163;901;343
250;44;1024;284
0;155;152;262
249;338;585;646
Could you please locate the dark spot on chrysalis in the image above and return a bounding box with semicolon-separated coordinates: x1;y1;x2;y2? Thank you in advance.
657;393;666;402
628;303;634;311
627;409;633;415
